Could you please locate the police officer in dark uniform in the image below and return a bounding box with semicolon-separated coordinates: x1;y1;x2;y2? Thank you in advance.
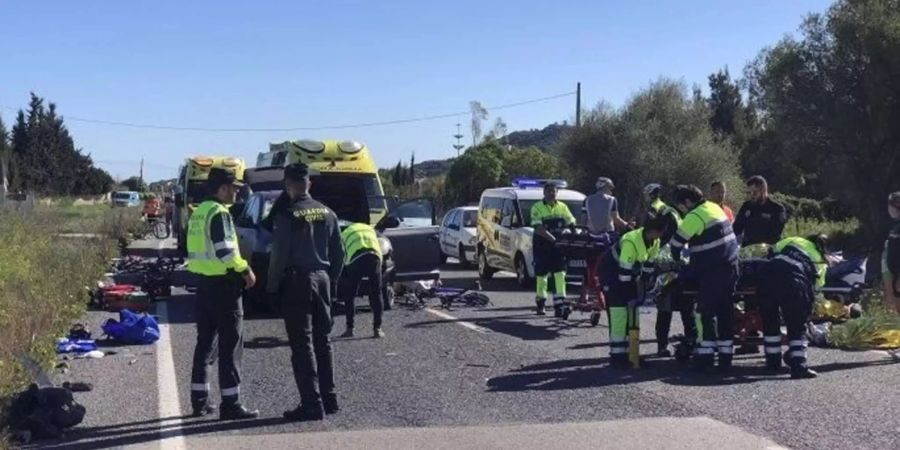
187;168;259;420
266;163;344;422
733;176;788;246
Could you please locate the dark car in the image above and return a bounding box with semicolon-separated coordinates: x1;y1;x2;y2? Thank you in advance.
234;190;441;312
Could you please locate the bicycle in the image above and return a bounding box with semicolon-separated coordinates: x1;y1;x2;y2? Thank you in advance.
411;286;491;310
142;216;169;240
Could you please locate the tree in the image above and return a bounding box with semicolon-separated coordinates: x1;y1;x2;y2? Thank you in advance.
443;140;562;207
707;68;744;138
121;176;147;192
488;117;508;142
469;101;488;146
0;115;9;195
745;0;900;245
7;93;113;196
562;79;742;217
408;152;416;185
392;161;403;187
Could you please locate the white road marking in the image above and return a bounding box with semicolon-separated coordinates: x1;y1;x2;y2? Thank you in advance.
155;297;187;450
153;236;187;450
425;307;491;334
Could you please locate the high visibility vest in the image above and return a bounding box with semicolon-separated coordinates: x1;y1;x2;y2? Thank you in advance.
774;236;827;288
530;200;576;230
612;228;660;283
187;201;248;276
341;222;382;265
671;201;738;267
650;198;681;223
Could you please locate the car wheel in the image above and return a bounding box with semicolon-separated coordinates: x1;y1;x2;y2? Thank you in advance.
439;251;448;265
458;244;471;267
515;254;534;289
478;249;495;280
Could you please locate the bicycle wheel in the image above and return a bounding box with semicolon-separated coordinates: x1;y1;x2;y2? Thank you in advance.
152;220;169;239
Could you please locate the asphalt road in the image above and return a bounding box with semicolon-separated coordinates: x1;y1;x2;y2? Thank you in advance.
34;237;900;449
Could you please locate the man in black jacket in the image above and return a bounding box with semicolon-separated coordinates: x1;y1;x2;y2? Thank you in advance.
733;176;788;246
266;163;344;422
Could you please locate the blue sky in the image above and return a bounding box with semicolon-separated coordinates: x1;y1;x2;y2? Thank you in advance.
0;0;832;182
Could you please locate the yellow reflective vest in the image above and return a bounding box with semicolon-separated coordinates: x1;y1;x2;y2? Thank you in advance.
341;222;382;265
187;200;248;276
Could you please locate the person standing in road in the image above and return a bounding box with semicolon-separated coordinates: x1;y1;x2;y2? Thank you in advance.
670;185;739;372
733;176;787;245
164;195;175;235
267;163;344;422
709;181;734;223
883;192;900;314
339;221;385;339
582;177;629;233
187;168;259;420
758;235;829;379
532;182;577;317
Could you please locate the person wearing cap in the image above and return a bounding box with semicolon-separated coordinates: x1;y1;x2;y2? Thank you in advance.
582;177;628;234
266;163;344;422
187;167;259;420
531;181;577;317
883;192;900;314
670;185;739;371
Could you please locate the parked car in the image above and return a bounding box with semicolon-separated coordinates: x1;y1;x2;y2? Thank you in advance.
476;179;587;288
234;190;441;312
112;191;141;207
438;206;478;266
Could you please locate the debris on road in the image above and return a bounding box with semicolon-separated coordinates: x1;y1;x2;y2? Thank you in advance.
101;309;160;345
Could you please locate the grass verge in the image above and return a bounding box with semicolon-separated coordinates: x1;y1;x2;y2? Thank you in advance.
0;205;141;443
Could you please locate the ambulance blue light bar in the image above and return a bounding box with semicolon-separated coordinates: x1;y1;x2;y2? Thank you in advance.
511;178;568;189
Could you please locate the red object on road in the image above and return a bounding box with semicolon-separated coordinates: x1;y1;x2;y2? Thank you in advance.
99;284;151;312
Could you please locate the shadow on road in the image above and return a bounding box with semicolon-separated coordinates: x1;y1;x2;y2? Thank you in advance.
405;313;584;341
35;416;287;450
244;336;290;349
486;353;898;392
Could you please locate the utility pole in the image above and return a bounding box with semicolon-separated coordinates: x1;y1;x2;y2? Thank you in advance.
575;82;582;128
452;123;465;157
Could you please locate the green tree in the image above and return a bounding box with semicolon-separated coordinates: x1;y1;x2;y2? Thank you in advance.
745;0;900;245
121;176;147;192
563;79;742;217
0;115;9;194
443;140;562;207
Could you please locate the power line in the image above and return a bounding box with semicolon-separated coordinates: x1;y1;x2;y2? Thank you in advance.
0;91;575;133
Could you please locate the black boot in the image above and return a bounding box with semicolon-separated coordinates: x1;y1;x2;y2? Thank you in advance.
323;393;340;415
717;354;733;372
656;344;671;358
764;354;783;374
790;365;818;379
535;298;546;316
609;353;629;368
191;403;216;418
220;403;259;420
284;404;325;422
692;354;714;372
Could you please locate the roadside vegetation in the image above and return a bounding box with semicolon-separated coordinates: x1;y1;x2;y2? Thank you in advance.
0;205;140;439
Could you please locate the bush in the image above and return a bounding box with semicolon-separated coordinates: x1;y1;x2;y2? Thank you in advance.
770;192;853;222
784;216;862;252
0;206;131;434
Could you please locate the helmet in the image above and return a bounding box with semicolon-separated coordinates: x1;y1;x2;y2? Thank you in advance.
595;177;614;190
643;183;662;196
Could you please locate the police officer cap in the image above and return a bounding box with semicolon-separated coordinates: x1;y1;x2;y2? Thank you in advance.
206;168;243;190
284;163;310;182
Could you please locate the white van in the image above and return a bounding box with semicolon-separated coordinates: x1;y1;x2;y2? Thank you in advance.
476;179;587;288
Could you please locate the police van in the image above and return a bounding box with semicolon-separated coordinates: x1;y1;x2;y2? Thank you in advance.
476;179;587;288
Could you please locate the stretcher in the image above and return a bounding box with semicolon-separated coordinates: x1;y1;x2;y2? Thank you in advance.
552;227;618;324
658;253;866;355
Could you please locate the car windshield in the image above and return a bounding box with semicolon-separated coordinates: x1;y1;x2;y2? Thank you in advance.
517;199;584;226
113;192;131;200
309;174;386;223
462;210;477;228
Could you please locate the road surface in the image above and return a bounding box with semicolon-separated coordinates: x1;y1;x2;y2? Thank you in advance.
36;237;900;449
